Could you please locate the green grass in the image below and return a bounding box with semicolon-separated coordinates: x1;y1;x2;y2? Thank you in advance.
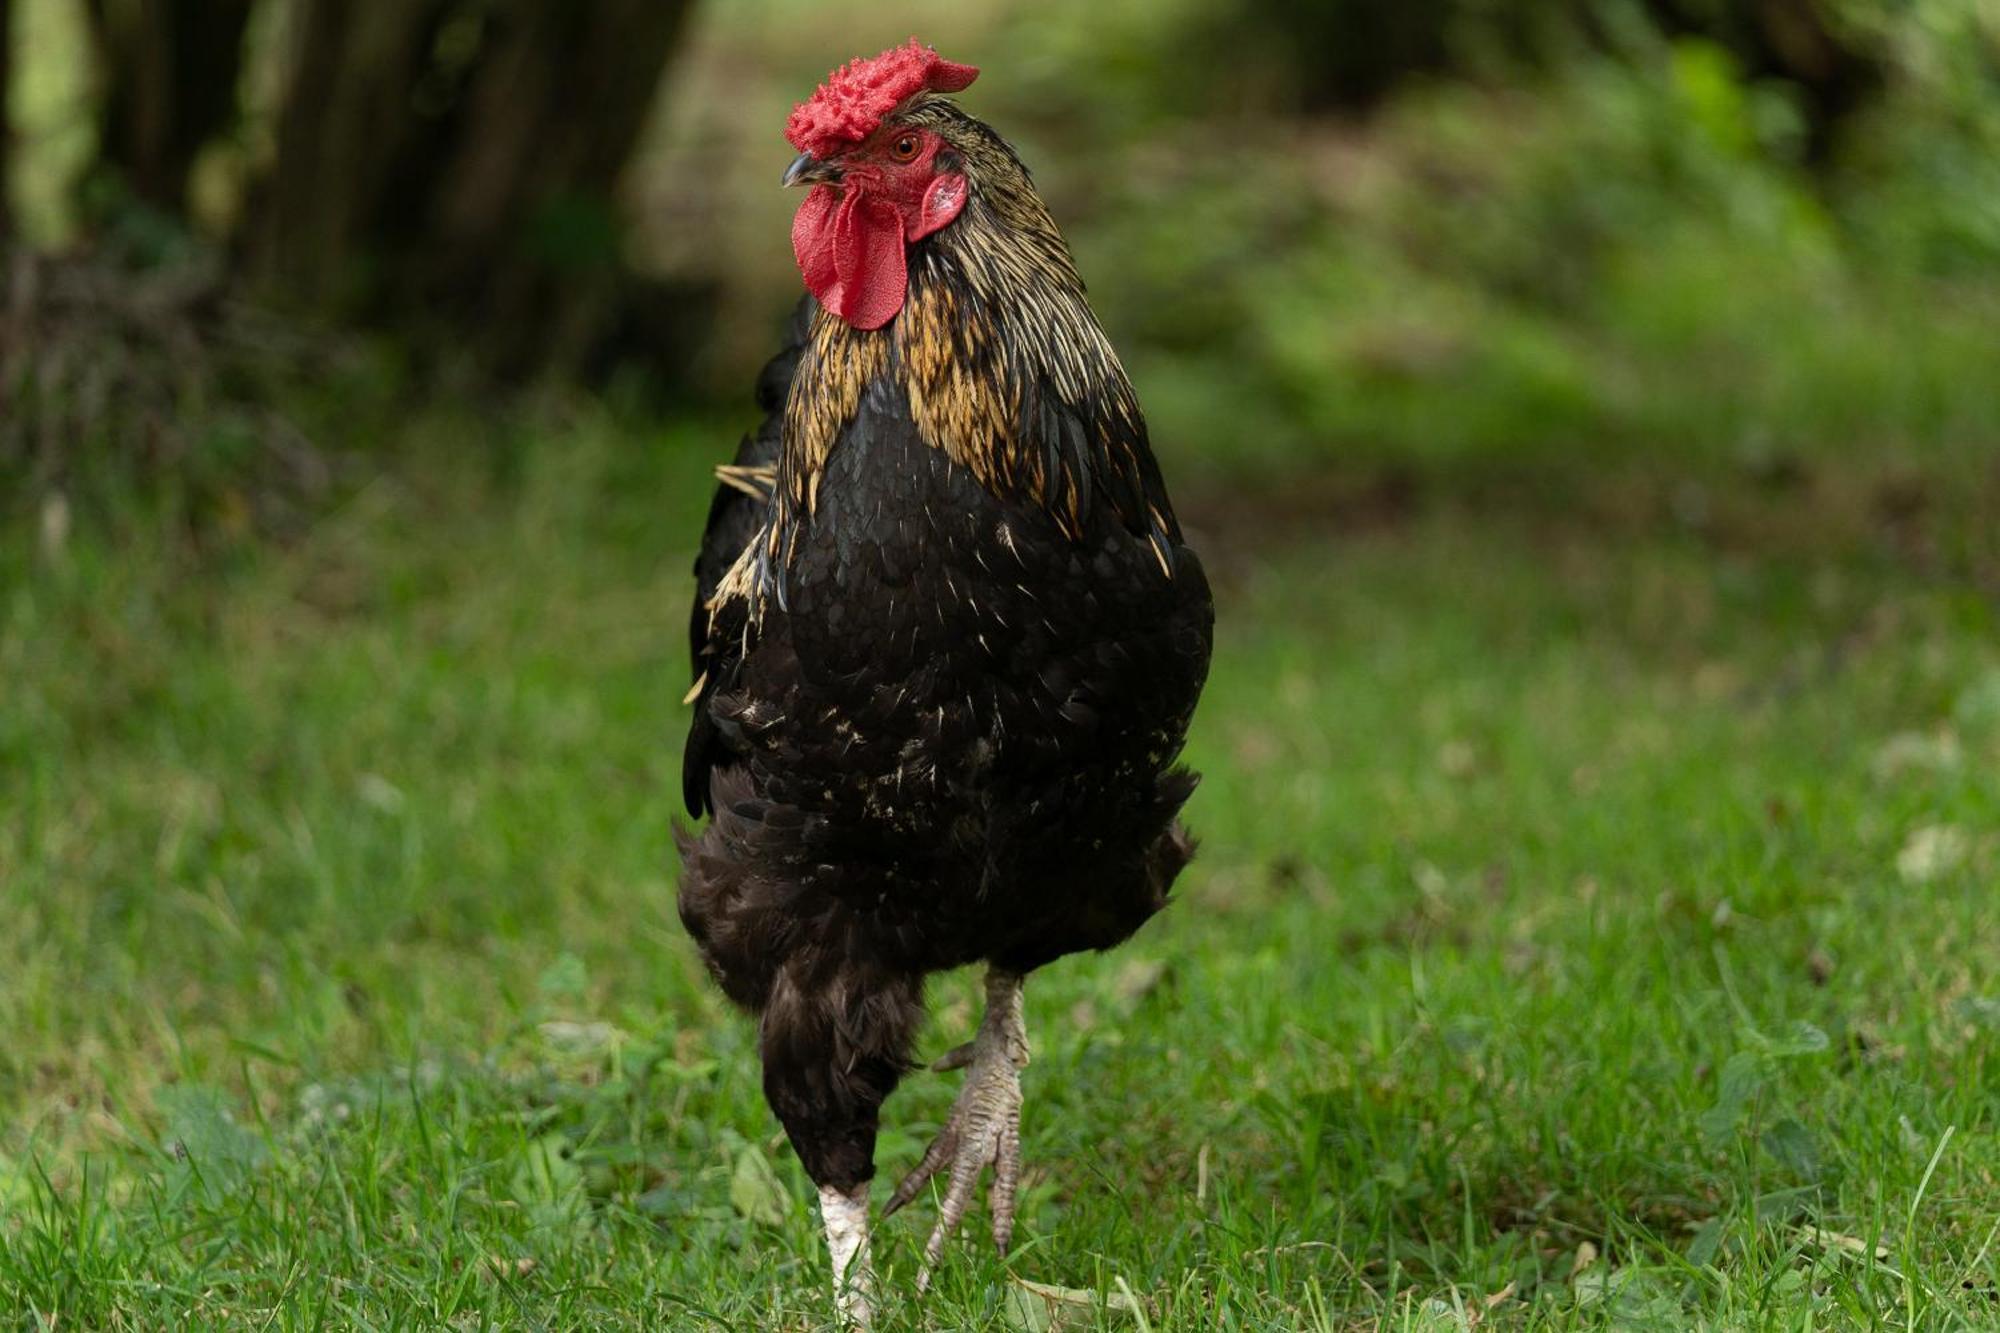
3;408;1998;1330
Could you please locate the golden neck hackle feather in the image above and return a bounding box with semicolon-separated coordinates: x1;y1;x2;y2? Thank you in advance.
713;95;1174;631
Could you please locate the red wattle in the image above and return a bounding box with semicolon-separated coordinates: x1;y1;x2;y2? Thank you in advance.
791;186;841;307
792;185;909;330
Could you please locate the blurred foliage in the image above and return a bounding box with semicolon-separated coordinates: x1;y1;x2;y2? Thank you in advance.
4;0;1998;518
659;0;2000;484
1071;30;1999;474
1833;0;2000;273
0;247;408;541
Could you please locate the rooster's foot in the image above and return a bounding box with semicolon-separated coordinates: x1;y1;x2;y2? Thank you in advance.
884;968;1029;1288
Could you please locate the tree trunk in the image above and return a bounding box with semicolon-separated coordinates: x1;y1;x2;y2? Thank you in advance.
420;0;695;375
246;0;457;304
248;0;696;378
84;0;254;214
1245;0;1457;111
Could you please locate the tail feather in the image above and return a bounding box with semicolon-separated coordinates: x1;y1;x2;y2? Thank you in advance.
683;298;817;818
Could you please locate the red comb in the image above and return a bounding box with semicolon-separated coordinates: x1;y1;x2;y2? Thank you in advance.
785;40;979;159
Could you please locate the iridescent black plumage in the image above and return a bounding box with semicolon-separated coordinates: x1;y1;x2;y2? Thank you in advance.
677;95;1213;1213
685;295;808;673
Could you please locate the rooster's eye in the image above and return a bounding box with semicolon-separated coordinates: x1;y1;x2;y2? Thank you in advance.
890;135;921;162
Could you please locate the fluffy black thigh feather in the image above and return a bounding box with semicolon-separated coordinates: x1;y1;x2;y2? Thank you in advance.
678;308;1212;1193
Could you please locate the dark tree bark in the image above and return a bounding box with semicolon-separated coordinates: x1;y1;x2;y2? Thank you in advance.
247;0;458;304
248;0;697;378
422;0;697;375
1244;0;1458;112
84;0;255;213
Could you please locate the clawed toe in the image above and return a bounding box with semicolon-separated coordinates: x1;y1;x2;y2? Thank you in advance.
883;1121;961;1217
884;969;1029;1286
930;1040;977;1072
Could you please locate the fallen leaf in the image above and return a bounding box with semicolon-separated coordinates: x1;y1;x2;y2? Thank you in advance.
729;1144;789;1227
1897;824;1968;885
1003;1278;1145;1331
1000;1284;1055;1331
1013;1277;1143;1312
482;1255;537;1280
357;772;405;813
538;1019;626;1054
1872;730;1961;780
1112;958;1168;1011
1797;1226;1889;1261
1571;1240;1599;1276
41;492;70;559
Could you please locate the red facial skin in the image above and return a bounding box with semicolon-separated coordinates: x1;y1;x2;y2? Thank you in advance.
791;128;968;330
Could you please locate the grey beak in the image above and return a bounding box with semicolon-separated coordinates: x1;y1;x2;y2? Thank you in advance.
782;152;840;188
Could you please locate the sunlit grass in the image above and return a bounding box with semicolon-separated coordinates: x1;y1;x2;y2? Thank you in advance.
2;405;1996;1328
7;0;1999;1321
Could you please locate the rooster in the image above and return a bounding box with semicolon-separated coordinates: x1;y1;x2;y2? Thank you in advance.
678;41;1213;1322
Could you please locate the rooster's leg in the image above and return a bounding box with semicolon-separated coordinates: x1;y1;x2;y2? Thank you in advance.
884;967;1029;1286
757;960;922;1329
818;1183;873;1326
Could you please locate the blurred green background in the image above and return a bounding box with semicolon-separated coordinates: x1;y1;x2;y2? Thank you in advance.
5;0;1999;492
